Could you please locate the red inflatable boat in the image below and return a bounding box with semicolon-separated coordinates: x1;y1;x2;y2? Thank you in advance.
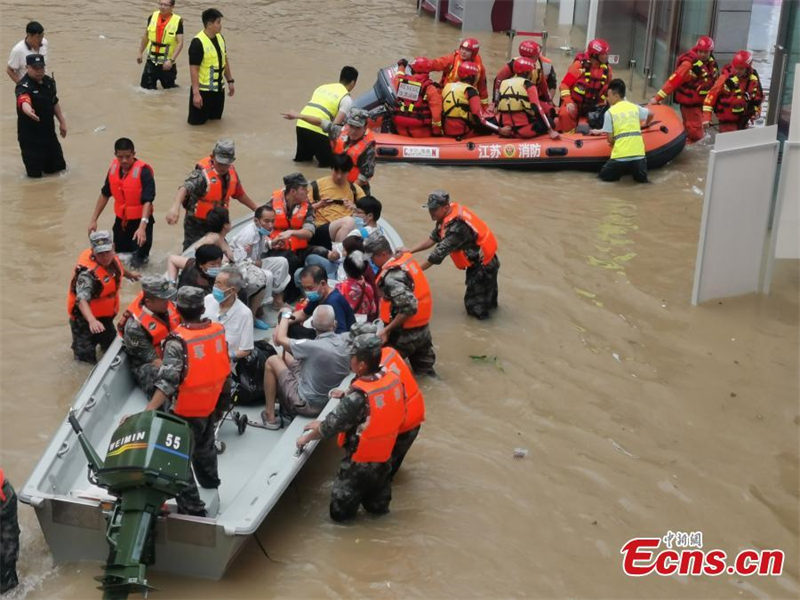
355;68;687;170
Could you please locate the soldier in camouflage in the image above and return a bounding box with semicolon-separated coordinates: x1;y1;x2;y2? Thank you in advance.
144;286;230;516
119;275;178;398
364;233;436;375
0;470;20;593
165;140;258;250
296;334;397;522
406;190;500;320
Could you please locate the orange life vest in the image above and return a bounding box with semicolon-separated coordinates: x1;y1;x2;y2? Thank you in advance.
67;249;123;319
170;322;230;418
269;189;310;251
673;51;719;107
441;52;486;88
332;126;376;184
108;158;151;221
714;66;763;122
193;156;240;220
569;55;610;107
337;370;405;463
376;252;433;329
117;292;181;358
0;468;6;503
437;203;498;270
382;347;424;433
394;72;435;127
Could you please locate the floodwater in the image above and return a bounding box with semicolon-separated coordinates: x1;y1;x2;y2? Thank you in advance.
0;1;797;598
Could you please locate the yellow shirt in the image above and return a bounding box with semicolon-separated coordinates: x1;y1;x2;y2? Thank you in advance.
311;176;365;225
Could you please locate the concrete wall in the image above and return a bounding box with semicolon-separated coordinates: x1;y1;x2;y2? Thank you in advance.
714;0;754;65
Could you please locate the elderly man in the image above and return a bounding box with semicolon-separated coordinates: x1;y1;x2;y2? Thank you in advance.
296;333;404;522
6;21;47;83
67;231;140;364
405;191;499;320
283;108;376;194
144;286;230;516
230;204;291;313
15;53;66;178
166;139;257;250
261;305;350;429
203;266;253;368
119;275;179;397
364;232;435;375
137;0;184;89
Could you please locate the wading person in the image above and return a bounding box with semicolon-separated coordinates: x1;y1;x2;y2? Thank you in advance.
137;0;184;89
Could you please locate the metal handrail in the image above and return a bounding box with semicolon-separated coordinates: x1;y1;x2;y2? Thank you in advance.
505;29;549;59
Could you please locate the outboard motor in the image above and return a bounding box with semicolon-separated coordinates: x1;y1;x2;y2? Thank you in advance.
352;67;399;112
68;409;193;599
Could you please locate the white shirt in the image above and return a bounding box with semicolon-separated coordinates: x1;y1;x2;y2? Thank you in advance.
203;295;254;362
231;221;270;263
8;38;49;80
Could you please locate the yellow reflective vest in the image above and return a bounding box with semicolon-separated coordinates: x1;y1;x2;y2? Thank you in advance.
297;83;349;135
442;82;475;122
194;31;226;92
497;77;532;114
608;100;645;160
146;11;181;64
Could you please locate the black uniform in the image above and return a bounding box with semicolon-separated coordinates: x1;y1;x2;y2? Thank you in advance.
1;475;20;593
15;73;66;177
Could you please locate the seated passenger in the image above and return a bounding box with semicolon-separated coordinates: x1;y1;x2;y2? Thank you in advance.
165;207;232;282
442;62;495;138
493;40;556;117
202;266;254;368
392;56;443;137
307;153;365;249
286;264;356;339
336;250;377;321
119;275;180;398
496;57;560;139
557;38;612;133
173;243;223;294
262;305;351;429
300;230;365;284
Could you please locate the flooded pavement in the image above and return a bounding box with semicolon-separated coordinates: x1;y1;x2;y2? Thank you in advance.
0;1;797;598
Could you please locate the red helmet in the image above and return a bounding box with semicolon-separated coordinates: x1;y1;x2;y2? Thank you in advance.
694;35;714;52
460;38;480;55
457;61;480;81
518;40;541;60
732;50;753;69
587;38;610;57
409;56;432;74
513;56;536;75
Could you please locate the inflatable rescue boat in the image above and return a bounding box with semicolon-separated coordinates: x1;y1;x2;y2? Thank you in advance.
355;67;687;170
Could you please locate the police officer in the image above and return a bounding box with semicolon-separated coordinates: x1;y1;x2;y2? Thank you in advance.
119;275;179;397
364;232;436;375
144;286;231;516
593;79;653;183
348;323;425;477
166;139;257;250
67;231;140;364
0;469;20;593
15;53;66;177
296;334;405;522
405;191;500;320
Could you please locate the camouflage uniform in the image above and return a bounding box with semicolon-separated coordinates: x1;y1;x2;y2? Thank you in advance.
390;426;420;478
0;476;20;593
377;268;436;375
319;385;392;522
154;311;227;517
69;254;120;364
121;312;165;398
429;219;500;319
323;109;376;194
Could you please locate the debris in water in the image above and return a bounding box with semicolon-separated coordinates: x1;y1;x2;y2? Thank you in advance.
691;185;704;196
513;448;528;458
610;439;637;458
98;35;106;39
469;354;505;373
612;352;621;362
93;126;106;133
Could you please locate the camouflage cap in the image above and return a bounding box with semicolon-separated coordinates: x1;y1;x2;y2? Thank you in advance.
363;231;391;254
89;230;113;253
346;108;369;128
348;321;379;340
282;172;309;188
349;333;383;354
212;139;236;164
175;286;206;310
141;275;177;300
423;189;450;209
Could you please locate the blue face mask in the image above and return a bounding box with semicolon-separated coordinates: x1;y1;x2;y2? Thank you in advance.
212;287;227;302
369;260;379;274
306;290;321;302
205;266;221;278
257;225;272;236
353;216;365;228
